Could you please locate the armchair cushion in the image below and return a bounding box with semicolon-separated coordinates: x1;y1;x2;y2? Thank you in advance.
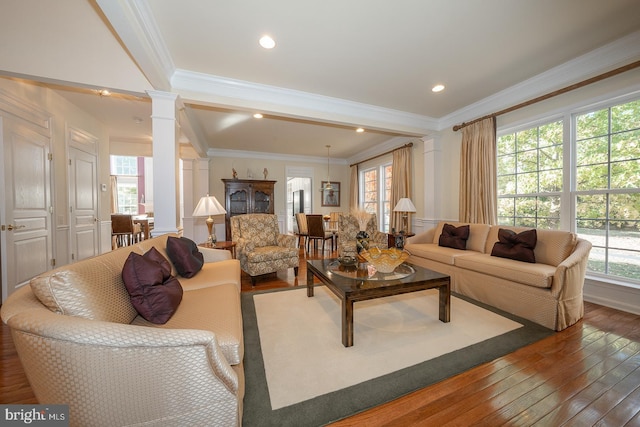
166;236;204;278
239;217;278;247
122;252;183;324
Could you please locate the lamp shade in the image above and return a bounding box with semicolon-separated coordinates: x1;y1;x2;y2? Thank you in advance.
192;195;226;217
393;198;416;213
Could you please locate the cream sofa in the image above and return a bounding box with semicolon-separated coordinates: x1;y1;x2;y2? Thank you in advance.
1;233;244;427
405;222;592;331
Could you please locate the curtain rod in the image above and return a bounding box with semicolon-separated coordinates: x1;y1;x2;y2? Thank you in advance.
349;142;413;168
452;59;640;132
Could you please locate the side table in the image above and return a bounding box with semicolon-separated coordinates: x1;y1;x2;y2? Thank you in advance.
388;232;415;249
199;241;236;259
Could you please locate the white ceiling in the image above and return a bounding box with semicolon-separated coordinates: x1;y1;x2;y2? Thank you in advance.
2;0;640;161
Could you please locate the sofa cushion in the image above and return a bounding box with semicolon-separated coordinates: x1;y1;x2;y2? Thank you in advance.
30;245;139;323
485;226;577;267
132;283;244;365
439;223;470;250
455;253;555;289
166;236;204;278
432;222;491;253
491;228;537;263
405;243;478;265
122;252;183;324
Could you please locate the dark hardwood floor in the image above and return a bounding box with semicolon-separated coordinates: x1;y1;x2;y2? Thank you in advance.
2;245;640;426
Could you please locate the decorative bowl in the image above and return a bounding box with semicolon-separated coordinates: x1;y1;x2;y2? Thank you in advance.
337;256;358;267
359;247;410;273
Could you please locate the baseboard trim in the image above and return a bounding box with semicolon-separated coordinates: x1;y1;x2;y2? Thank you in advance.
583;277;640;315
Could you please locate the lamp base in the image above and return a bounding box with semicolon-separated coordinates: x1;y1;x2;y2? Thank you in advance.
206;216;216;247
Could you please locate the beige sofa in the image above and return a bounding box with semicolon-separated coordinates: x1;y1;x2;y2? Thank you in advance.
1;234;244;427
405;222;592;331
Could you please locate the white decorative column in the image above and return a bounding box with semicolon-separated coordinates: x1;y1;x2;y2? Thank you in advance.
148;91;181;236
422;135;442;230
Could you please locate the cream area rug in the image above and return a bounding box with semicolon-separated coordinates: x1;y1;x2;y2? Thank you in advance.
253;286;523;410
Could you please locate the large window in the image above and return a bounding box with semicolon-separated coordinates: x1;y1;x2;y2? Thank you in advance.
497;97;640;283
575;99;640;280
360;164;392;232
497;120;563;229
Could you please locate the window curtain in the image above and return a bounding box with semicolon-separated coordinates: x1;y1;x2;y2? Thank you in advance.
390;145;412;232
459;117;497;224
349;165;358;212
110;175;118;214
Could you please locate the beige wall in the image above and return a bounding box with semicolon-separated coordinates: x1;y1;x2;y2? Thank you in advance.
209;155;352;217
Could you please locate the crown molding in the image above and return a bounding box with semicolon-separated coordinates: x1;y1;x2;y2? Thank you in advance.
95;0;174;91
208;147;349;164
171;69;437;136
439;30;640;131
346;136;417;166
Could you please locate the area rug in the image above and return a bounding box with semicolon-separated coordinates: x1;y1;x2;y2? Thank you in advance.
241;286;553;427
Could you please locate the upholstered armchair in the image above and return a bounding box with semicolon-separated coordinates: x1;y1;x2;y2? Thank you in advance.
338;213;388;257
230;214;299;285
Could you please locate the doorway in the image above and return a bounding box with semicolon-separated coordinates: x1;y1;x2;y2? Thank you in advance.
285;167;313;235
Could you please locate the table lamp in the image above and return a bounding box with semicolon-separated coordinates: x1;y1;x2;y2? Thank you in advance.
192;194;227;246
393;198;416;234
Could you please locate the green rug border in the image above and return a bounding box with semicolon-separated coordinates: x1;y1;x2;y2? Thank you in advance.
241;286;554;427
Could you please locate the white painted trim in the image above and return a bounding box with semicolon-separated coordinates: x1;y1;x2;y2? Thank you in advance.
584;278;640;316
95;0;173;91
209;147;348;165
171;69;438;135
439;30;640;130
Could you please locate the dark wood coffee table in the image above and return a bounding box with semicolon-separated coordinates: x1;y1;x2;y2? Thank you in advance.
307;259;450;347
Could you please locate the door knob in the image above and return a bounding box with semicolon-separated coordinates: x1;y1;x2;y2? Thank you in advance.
4;224;26;231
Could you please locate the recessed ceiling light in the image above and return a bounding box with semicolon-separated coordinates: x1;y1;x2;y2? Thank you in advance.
356;128;365;133
253;113;263;119
259;35;276;49
432;84;445;93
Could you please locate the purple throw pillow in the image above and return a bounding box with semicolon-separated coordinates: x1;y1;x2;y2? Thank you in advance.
491;228;537;263
143;246;172;280
122;252;183;324
166;236;204;278
438;223;470;250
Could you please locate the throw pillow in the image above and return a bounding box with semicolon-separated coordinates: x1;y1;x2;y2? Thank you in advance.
166;236;204;278
122;252;183;324
491;228;537;263
438;223;470;250
143;246;172;280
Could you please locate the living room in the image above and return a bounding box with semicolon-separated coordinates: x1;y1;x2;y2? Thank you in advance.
1;1;640;425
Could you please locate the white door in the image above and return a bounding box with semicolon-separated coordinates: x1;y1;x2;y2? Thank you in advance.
1;116;53;301
69;145;99;262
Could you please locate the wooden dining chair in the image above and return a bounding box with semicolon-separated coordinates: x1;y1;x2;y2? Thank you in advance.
295;213;309;249
306;214;334;254
111;214;143;248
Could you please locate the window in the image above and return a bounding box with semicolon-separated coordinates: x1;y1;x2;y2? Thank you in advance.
360;164;392;232
110;156;147;214
497;97;640;283
575;99;640;280
497;120;563;229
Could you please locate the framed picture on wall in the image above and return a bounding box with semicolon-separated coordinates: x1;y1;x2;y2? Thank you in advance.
321;181;340;207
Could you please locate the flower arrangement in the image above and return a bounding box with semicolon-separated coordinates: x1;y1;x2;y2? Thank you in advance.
352;209;371;231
